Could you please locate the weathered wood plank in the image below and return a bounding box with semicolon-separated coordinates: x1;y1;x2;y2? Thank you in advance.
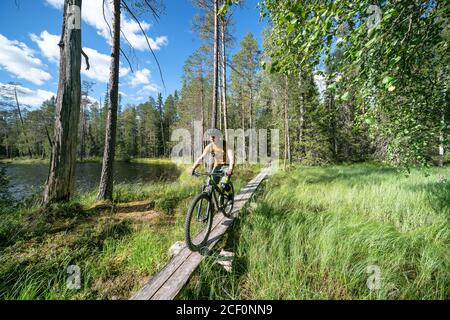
131;168;269;300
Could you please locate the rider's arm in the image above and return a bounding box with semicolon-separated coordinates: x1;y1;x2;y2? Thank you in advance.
190;144;211;175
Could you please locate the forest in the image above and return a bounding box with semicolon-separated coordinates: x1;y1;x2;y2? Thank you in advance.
0;0;448;300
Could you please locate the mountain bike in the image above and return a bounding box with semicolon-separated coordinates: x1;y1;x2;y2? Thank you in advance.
184;171;235;252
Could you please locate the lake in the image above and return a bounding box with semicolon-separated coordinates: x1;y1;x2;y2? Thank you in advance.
1;162;181;201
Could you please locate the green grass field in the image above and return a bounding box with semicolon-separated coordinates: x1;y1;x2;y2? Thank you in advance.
182;164;449;300
0;163;259;299
1;163;448;300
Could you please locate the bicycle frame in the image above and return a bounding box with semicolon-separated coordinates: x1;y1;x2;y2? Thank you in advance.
195;172;229;214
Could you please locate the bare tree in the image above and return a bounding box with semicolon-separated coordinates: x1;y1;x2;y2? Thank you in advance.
80;81;95;162
97;0;164;202
211;0;219;129
44;0;83;205
0;83;33;158
97;0;121;201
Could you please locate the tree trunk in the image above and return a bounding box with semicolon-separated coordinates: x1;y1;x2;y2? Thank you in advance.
199;66;205;146
240;87;246;161
159;100;166;157
221;16;229;140
438;78;447;167
284;76;291;168
211;0;219;129
298;69;305;158
249;86;253;129
327;85;338;159
218;67;222;131
97;0;120;201
80;103;86;162
438;108;445;167
43;0;82;205
44;125;53;150
13;86;33;158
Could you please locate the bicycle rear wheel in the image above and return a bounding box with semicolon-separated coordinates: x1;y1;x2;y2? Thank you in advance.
185;193;213;252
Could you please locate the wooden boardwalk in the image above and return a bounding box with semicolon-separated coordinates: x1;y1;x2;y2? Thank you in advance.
131;167;270;300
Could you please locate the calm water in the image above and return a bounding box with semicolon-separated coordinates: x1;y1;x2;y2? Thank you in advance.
1;162;181;200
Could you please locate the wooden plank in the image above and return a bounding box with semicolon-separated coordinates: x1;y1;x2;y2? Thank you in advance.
131;212;224;300
131;168;269;300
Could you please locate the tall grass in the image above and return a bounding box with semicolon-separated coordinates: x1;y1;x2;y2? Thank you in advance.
183;164;450;300
0;163;259;300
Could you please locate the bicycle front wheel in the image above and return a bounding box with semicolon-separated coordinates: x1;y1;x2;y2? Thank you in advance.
185;193;213;252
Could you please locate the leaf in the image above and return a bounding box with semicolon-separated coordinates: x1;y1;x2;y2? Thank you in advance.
341;92;350;101
218;4;229;15
287;22;295;33
328;82;337;90
382;76;396;85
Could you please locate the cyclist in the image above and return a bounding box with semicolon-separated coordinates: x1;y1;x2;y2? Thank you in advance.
190;129;234;183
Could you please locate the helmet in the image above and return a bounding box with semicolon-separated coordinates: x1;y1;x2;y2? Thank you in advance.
204;128;223;141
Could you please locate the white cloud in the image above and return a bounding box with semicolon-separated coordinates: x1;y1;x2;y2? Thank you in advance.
27;30;130;83
81;47;130;83
45;0;168;51
142;84;158;93
44;0;63;9
121;19;168;51
130;68;159;94
314;74;327;99
0;82;54;107
30;31;60;63
0;34;52;86
130;68;151;87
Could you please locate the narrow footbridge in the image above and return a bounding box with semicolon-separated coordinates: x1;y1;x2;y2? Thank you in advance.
131;167;270;300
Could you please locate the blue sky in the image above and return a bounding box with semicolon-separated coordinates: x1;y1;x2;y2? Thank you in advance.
0;0;267;108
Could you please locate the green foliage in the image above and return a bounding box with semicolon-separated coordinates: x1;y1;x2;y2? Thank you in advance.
0;167;12;211
260;0;449;166
183;164;450;299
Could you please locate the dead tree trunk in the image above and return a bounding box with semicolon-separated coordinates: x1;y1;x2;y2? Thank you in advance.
97;0;120;201
43;0;82;205
13;86;33;158
211;0;219;129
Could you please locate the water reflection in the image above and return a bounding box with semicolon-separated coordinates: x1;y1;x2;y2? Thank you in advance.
1;162;181;200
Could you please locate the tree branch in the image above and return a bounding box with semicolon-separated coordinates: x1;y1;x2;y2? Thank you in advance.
81;49;90;70
142;0;160;21
121;0;166;93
